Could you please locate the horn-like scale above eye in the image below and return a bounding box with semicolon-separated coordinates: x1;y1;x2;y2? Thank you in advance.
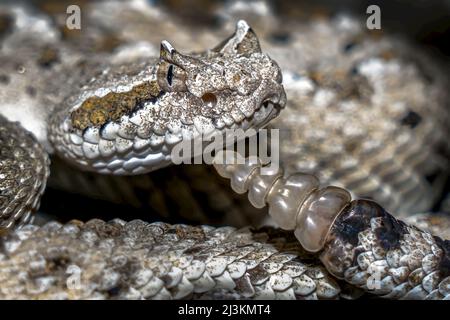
212;20;261;56
156;61;187;92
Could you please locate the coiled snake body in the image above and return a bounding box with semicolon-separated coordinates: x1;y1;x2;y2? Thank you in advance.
0;2;449;299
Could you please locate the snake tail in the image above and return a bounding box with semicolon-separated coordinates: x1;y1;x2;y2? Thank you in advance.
213;151;450;299
0;219;344;300
321;200;450;299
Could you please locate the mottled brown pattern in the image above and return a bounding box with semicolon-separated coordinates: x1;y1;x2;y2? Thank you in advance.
70;81;160;131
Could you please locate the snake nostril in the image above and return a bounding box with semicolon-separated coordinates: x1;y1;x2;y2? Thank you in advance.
201;92;217;108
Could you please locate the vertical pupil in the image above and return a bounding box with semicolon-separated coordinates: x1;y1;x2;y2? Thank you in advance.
167;65;173;86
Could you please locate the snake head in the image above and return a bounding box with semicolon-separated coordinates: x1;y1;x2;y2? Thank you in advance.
156;20;286;131
51;20;286;174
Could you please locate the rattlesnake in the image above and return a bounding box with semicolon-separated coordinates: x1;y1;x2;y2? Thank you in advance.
0;2;449;299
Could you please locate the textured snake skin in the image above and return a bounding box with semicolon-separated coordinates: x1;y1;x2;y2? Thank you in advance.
0;1;449;300
321;200;450;299
402;212;450;241
0;115;50;233
45;156;265;228
0;219;347;300
266;17;450;215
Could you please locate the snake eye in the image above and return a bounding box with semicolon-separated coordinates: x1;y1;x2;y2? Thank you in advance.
157;61;187;92
201;92;217;108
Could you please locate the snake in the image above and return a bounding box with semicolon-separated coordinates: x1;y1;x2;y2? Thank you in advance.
0;1;449;299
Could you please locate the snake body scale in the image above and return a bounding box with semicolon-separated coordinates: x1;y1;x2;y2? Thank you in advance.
0;2;449;300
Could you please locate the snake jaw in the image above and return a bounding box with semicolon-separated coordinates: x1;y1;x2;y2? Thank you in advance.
49;20;285;175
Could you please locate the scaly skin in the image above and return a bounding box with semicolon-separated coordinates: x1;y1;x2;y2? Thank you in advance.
1;18;337;300
213;153;450;299
0;2;449;300
321;200;450;299
48;22;285;175
0;114;50;233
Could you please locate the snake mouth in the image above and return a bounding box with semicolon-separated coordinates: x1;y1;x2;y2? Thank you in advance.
256;100;283;127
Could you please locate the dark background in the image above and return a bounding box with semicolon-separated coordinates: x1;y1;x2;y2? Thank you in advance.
155;0;450;59
11;0;450;59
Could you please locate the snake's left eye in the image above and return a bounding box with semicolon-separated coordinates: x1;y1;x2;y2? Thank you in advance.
157;61;187;92
167;65;174;86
